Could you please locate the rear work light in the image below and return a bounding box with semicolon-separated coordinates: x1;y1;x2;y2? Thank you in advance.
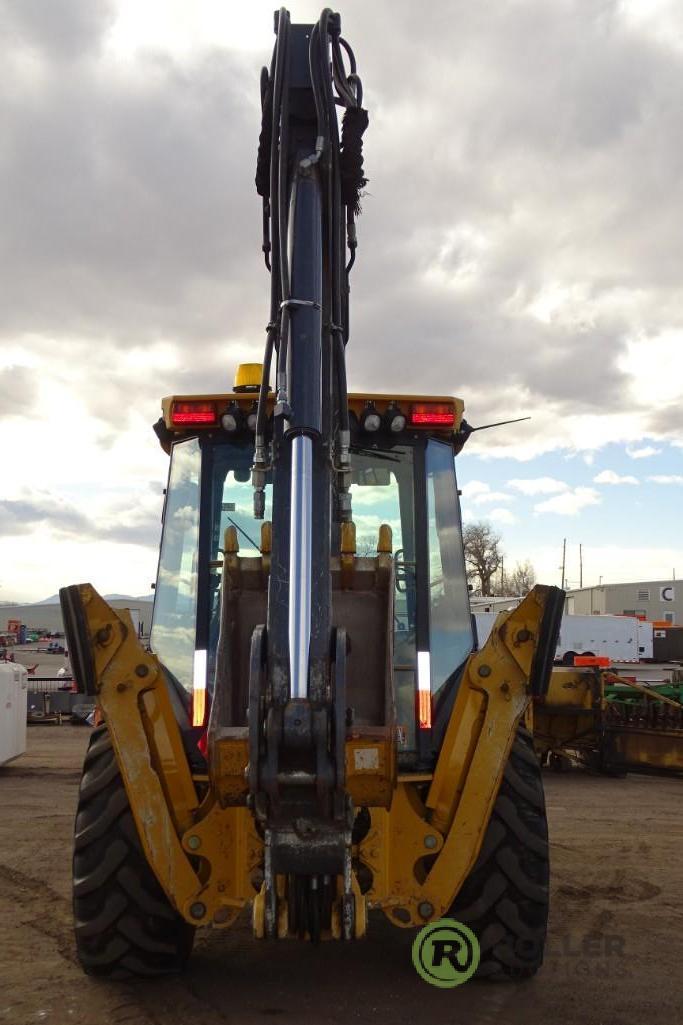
410;403;456;428
360;401;381;432
171;401;217;426
384;402;407;433
246;401;258;432
221;401;242;433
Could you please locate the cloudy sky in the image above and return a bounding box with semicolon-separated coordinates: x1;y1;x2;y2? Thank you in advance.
1;0;682;603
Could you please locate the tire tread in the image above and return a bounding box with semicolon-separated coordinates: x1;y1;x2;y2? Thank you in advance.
72;725;194;977
448;727;549;980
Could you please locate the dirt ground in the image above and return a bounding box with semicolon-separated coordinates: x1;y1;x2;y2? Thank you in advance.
0;727;681;1025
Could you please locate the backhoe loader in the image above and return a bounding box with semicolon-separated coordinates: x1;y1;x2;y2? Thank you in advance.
61;8;564;980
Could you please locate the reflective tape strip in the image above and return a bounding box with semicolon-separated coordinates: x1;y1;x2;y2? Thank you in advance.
417;650;432;729
192;649;207;727
417;650;431;691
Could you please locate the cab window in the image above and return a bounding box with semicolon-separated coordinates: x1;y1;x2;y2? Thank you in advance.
426;439;473;696
150;437;201;690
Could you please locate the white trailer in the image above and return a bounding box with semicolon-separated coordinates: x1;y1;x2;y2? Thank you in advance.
0;663;28;766
637;620;654;661
474;612;653;664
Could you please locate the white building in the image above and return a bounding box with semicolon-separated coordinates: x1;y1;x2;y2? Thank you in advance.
565;580;680;625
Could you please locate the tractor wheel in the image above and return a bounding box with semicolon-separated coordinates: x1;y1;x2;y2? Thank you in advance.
448;726;549;979
73;724;195;977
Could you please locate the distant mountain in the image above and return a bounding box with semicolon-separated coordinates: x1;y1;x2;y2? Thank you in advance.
33;592;154;606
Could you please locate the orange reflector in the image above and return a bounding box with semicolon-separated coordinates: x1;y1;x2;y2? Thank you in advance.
417;690;432;730
171;400;217;426
410;403;455;427
574;655;611;667
192;687;206;727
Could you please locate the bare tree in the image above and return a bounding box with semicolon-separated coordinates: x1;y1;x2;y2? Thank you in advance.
463;521;502;596
498;559;536;596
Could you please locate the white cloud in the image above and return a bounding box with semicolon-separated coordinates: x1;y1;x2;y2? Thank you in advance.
508;477;568;496
534;487;601;516
460;480;490;498
648;474;683;484
488;507;517;525
0;533;158;605
476;491;514;505
507;541;683;591
593;469;639;485
460;481;514;505
467;409;683;463
626;445;661;459
3;1;683;599
618;332;683;408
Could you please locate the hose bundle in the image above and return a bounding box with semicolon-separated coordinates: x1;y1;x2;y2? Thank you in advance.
252;8;368;489
340;106;369;217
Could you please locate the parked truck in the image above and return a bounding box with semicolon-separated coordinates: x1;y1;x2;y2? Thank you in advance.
652;625;683;662
475;612;653;664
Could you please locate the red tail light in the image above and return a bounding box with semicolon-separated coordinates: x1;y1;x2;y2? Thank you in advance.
410;403;455;427
171;401;217;426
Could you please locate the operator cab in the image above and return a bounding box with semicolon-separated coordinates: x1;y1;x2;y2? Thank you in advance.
150;366;473;768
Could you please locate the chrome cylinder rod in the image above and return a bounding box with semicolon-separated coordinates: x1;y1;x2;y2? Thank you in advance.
288;434;313;699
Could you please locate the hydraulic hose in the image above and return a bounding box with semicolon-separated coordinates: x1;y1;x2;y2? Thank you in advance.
253;8;369;515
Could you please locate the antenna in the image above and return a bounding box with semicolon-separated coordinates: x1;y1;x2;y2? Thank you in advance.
453;416;531;454
467;416;531;434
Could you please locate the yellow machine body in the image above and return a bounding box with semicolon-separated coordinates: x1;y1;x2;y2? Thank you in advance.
534;667;683;773
72;581;558;935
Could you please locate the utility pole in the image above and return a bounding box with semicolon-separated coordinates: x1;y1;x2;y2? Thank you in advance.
561;538;566;590
579;544;583;589
500;556;504;595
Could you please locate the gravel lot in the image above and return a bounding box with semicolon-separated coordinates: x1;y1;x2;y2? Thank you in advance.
0;726;681;1025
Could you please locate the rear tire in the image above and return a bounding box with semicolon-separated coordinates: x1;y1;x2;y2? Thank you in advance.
73;724;195;977
448;726;549;979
